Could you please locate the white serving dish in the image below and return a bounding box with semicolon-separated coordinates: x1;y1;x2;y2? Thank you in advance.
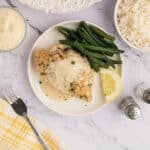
114;0;150;52
18;0;101;14
0;6;26;52
28;20;122;116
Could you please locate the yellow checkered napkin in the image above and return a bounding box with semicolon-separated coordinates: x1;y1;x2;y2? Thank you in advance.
0;99;66;150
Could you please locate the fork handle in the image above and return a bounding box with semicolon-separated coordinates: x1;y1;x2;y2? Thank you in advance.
23;114;50;150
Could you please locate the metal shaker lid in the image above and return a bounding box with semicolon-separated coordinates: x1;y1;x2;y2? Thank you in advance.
143;89;150;104
126;105;141;120
120;97;141;120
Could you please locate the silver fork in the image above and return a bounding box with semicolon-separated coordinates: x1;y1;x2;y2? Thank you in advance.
3;90;50;150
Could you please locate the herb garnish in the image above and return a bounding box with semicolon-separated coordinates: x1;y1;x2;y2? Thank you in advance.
40;72;46;76
71;61;75;65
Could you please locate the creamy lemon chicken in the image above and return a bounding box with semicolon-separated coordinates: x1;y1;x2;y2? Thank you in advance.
34;44;94;102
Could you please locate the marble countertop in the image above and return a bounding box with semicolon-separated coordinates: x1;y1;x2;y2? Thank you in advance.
1;0;150;150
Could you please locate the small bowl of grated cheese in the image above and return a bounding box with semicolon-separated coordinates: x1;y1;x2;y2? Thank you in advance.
114;0;150;52
0;7;26;52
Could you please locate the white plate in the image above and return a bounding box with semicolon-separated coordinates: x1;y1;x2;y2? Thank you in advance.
18;0;101;14
28;20;122;116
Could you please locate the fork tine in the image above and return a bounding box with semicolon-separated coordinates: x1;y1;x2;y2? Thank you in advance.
9;90;17;102
8;90;18;103
8;87;17;98
3;89;17;104
4;92;13;104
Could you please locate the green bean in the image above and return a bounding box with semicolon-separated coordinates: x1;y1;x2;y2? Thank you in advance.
57;26;80;41
57;26;75;33
77;28;99;46
79;21;106;47
80;44;123;53
57;21;124;72
88;57;109;69
89;25;115;41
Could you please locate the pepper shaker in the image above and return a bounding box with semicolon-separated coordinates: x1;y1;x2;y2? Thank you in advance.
135;82;150;104
120;97;141;120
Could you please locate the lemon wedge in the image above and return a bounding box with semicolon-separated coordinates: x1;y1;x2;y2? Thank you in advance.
100;68;122;102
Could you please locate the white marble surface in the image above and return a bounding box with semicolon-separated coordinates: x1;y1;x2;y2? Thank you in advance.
0;0;150;150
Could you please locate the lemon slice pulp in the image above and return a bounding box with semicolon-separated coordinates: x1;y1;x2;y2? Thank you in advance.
100;68;122;102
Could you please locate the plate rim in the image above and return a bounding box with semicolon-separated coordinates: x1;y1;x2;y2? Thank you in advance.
27;20;123;116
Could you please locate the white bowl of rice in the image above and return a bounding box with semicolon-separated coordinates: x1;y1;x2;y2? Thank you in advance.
114;0;150;52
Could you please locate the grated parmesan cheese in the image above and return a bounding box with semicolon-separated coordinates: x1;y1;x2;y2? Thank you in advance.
18;0;101;14
117;0;150;50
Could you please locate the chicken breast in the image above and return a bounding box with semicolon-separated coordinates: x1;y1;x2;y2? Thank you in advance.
34;44;94;102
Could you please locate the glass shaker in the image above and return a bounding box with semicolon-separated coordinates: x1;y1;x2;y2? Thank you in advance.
135;82;150;104
120;97;141;120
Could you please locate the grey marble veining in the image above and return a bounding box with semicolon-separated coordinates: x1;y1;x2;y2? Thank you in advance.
0;0;150;150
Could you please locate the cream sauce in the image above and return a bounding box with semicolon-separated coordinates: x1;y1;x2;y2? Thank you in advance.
0;7;26;51
46;50;90;95
40;76;69;101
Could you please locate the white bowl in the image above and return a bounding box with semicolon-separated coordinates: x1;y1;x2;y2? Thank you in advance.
0;6;26;52
114;0;150;52
28;20;122;116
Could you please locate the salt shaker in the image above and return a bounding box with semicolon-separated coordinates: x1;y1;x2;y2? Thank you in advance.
135;82;150;104
120;97;141;120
